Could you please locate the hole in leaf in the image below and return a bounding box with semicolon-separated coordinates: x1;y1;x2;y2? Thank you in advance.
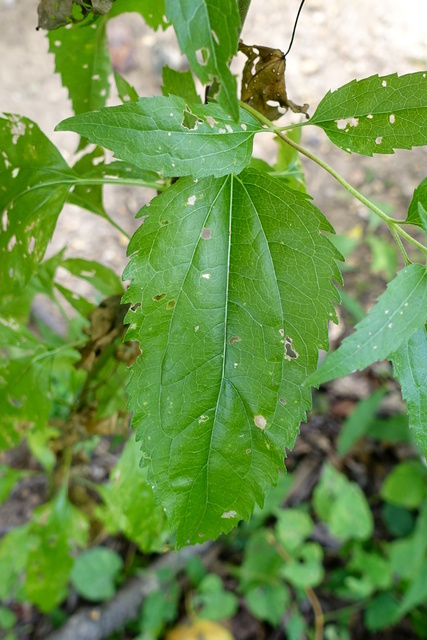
284;336;299;360
130;302;141;312
195;47;210;66
182;108;203;130
153;292;166;302
166;299;176;310
279;397;286;406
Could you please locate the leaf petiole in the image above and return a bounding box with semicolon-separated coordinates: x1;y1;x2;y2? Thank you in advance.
240;101;427;260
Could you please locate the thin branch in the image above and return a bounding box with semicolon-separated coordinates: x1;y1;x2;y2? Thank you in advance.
45;543;213;640
240;101;427;261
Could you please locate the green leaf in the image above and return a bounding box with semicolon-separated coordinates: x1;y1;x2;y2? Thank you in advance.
367;235;398;281
0;607;16;631
306;264;427;387
114;71;139;103
275;509;313;552
61;258;124;296
26;488;89;612
96;434;168;552
0;525;32;600
0;465;27;503
313;463;373;542
48;20;111;117
162;66;201;103
406;177;427;233
0;115;75;293
364;593;400;632
57;98;261;178
337;389;386;456
389;327;427;457
381;461;426;509
398;557;427;618
195;574;239;621
70;547;123;602
165;0;240;120
239;530;284;592
281;542;324;588
245;582;290;626
310;72;427;155
107;0;168;30
139;580;179;637
124;169;341;545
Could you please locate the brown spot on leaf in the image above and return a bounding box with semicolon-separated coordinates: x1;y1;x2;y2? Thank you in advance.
229;335;241;344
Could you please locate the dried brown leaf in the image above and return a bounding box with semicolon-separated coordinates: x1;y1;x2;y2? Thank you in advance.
239;41;309;121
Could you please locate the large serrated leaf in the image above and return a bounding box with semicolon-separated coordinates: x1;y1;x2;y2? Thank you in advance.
389;328;427;458
306;264;427;387
57;97;262;178
48;19;111;117
310;72;427;155
0;115;75;293
124;169;341;545
165;0;240;120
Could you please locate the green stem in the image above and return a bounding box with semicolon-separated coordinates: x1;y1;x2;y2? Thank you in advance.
240;101;427;260
71;177;165;191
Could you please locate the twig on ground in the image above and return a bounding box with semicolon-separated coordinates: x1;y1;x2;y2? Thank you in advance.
45;543;213;640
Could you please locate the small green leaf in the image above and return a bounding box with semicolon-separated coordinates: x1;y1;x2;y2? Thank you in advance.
195;575;238;621
0;465;27;503
389;327;427;457
337;389;386;456
281;542;324;588
364;593;400;632
114;71;139;103
239;530;284;592
124;169;341;545
406;177;427;233
398;557;427;618
313;463;373;542
96;434;168;552
0;607;16;631
381;461;426;509
70;547;123;602
48;20;111;116
61;258;124;296
306;264;427;387
26;488;89;612
275;509;313;552
367;235;398;280
162;66;201;104
0;525;31;600
57;98;261;179
0;115;75;293
165;0;240;120
245;582;290;626
310;72;427;155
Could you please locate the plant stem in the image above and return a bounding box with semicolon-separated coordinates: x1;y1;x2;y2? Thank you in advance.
266;532;324;640
240;101;427;260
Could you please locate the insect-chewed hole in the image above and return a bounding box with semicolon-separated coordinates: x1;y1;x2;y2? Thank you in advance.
153;292;166;302
195;47;210;66
166;299;176;310
284;336;299;360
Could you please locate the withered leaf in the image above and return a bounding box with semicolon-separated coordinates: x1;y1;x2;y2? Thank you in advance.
239;41;309;121
37;0;113;30
78;295;139;371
